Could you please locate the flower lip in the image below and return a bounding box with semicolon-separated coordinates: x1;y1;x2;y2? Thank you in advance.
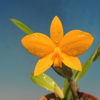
51;47;63;67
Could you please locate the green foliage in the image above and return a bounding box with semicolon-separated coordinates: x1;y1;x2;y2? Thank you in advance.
54;84;64;99
30;72;56;92
30;72;64;99
75;44;100;82
63;79;72;100
93;44;100;61
10;19;33;34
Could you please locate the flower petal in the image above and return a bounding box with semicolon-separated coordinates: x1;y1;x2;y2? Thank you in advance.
21;33;55;57
50;16;64;46
34;53;54;76
62;53;82;71
59;30;94;56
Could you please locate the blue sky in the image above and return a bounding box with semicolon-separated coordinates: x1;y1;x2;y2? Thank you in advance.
0;0;100;100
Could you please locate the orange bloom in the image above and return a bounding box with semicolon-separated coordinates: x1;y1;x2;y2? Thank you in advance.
21;16;94;76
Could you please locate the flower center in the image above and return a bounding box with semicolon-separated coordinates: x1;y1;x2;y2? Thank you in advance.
52;47;63;67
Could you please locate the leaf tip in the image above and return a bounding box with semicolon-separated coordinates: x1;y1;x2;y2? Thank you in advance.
10;18;14;21
54;84;64;99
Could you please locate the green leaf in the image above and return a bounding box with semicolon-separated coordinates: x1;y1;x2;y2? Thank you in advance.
93;44;100;61
54;84;64;99
75;44;100;81
10;19;33;34
30;72;58;92
52;63;72;81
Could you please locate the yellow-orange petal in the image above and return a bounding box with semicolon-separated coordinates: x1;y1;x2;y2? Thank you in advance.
50;16;64;46
34;53;54;76
62;52;82;71
59;30;94;56
21;33;55;57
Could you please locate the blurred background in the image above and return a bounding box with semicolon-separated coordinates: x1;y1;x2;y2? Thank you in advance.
0;0;100;100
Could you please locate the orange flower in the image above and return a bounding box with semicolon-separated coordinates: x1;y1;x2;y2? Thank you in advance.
21;16;94;76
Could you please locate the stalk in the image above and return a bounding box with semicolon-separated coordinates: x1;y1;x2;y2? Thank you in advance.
68;80;79;100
